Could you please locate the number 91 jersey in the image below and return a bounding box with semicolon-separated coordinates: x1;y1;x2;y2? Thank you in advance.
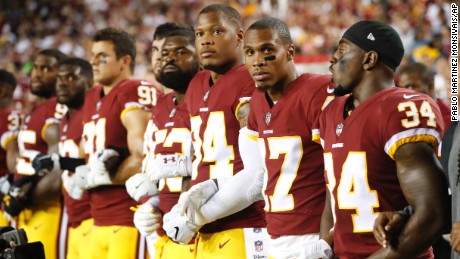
82;79;160;226
319;87;443;258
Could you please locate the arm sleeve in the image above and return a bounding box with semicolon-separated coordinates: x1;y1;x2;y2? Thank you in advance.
198;127;265;223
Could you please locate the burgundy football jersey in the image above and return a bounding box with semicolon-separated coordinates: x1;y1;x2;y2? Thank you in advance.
320;87;443;258
0;108;21;176
82;79;160;226
143;92;192;236
185;65;266;233
16;98;67;178
58;108;91;228
247;73;334;236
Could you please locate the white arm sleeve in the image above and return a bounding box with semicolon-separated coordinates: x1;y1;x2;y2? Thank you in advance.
195;127;265;224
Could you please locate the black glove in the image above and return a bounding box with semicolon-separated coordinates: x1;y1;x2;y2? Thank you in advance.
2;175;40;217
32;153;59;173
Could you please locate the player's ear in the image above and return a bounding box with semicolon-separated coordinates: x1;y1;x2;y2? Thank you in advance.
287;44;295;61
363;51;378;70
237;29;244;47
121;55;132;69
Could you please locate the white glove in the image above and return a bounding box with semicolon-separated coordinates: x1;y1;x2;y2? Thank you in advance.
74;165;90;189
62;171;84;200
178;179;218;216
0;175;11;195
134;196;162;236
163;204;199;244
306;239;334;259
147;154;192;181
87;149;117;187
3;211;13;222
125;173;158;201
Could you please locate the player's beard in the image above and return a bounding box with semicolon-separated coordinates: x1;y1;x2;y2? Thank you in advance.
159;64;199;94
58;91;85;109
31;84;55;99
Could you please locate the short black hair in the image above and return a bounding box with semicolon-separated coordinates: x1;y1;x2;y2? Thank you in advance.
153;23;188;41
0;69;17;93
247;17;292;44
93;28;136;71
166;26;195;46
198;4;242;29
37;49;67;64
59;58;94;81
398;62;434;84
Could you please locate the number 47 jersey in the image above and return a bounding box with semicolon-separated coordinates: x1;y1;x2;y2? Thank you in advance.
319;87;443;258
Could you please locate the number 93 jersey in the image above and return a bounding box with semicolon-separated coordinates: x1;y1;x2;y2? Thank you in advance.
185;65;266;233
319;87;443;258
82;79;160;226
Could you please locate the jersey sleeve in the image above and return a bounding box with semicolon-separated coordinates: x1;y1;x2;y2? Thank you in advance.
247;99;258;133
1;112;21;150
232;79;255;119
120;81;158;120
308;79;334;144
42;103;67;141
383;96;444;159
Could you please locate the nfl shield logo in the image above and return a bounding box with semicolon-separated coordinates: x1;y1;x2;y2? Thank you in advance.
254;240;263;252
336;123;343;136
265;112;271;125
253;228;262;233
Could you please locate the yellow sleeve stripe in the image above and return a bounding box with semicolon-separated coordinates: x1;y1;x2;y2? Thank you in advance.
384;128;441;160
120;106;143;121
312;128;321;143
1;132;18;150
234;98;251;119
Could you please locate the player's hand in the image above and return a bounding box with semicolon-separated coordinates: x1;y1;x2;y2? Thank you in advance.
2;176;38;217
62;171;84;200
451;221;460;254
147;154;192;181
178;179;218;216
163;204;199;244
74;165;90;189
32;153;60;174
125;173;158;201
0;175;13;196
306;239;334;259
133;196;161;236
87;149;117;187
373;211;407;248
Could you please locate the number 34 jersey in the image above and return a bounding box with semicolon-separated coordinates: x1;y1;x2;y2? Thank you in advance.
185;65;266;233
319;87;443;258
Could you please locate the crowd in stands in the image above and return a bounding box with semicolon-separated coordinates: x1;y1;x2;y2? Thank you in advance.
0;0;453;111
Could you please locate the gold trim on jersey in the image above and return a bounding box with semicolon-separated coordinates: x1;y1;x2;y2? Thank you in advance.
1;131;18;150
120;106;143;121
385;128;441;159
234;99;251;120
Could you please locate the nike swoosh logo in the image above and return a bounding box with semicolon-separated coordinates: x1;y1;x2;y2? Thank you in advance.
113;227;122;234
189;248;194;253
34;224;43;230
327;87;334;93
174;226;179;240
218;239;230;249
82;230;91;237
135;182;142;189
403;94;419;99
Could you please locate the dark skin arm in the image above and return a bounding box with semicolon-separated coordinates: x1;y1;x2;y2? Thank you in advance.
6;138;19;173
31;124;62;206
320;188;335;245
369;142;449;258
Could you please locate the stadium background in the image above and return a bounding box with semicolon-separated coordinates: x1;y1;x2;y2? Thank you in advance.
0;0;453;112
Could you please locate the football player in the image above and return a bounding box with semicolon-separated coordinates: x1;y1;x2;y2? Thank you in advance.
162;4;267;259
78;28;161;259
31;58;93;259
126;25;199;259
4;49;68;259
0;69;21;226
320;20;449;258
175;17;335;258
